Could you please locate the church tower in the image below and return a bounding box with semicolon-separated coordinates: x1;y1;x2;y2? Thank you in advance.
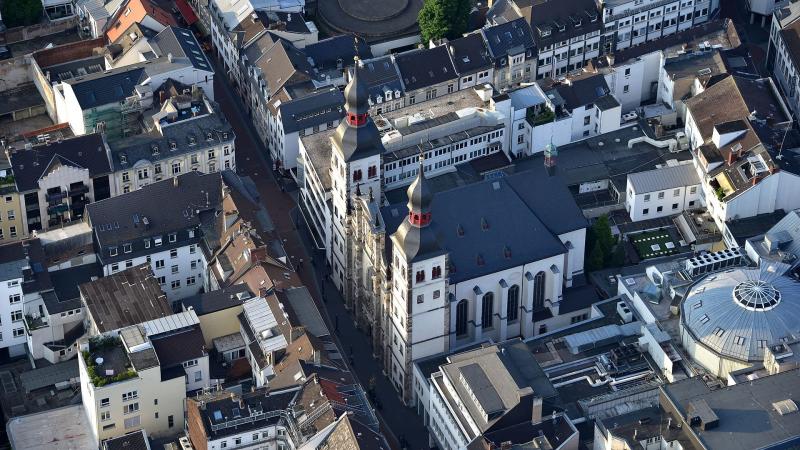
388;156;449;404
329;58;384;300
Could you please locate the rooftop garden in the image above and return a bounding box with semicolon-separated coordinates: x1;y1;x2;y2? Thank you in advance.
526;106;555;127
630;229;680;260
0;174;15;187
82;336;137;387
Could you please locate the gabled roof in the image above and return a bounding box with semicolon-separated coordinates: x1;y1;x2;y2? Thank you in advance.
628;163;700;194
448;33;494;75
9;134;112;193
86;171;222;247
255;40;318;95
106;0;177;42
551;73;610;110
526;0;601;48
383;168;583;281
277;87;344;134
305;35;373;71
481;18;535;63
350;55;404;102
151;26;213;72
66;65;147;109
394;46;458;92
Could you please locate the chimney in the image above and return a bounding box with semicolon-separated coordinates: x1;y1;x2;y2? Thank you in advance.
531;396;543;424
727;151;734;166
752;175;759;186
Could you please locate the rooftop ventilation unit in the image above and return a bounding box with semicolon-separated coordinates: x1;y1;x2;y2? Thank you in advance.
684;248;743;277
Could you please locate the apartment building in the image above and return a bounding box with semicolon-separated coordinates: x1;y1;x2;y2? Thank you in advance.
394;46;459;108
78;327;186;442
601;0;717;51
0;241;45;357
0;180;26;243
769;1;800;121
446;33;494;91
108;84;235;193
488;0;602;79
86;172;223;302
9;134;115;234
481;18;537;90
684;75;800;247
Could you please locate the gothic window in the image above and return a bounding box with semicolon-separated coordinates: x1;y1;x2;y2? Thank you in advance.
507;285;520;322
368;166;377;178
533;271;546;309
415;270;425;283
482;292;494;329
432;266;442;279
352;170;363;182
456;300;468;336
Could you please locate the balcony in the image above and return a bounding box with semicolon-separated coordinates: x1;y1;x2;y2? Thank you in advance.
46;191;66;203
47;203;69;215
69;184;89;196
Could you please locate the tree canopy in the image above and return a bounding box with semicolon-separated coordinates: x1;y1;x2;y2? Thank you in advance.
1;0;43;28
418;0;471;44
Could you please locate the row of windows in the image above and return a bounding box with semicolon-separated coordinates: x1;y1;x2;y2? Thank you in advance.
455;273;545;336
641;200;695;215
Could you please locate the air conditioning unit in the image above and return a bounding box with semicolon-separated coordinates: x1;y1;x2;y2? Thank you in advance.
685;247;743;277
617;300;633;323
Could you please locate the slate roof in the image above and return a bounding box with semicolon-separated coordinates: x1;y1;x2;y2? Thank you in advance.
278;87;344;134
448;33;493;75
150;26;213;72
352;55;404;102
383;169;584;282
628;163;700;193
551;73;611;110
109;105;234;172
181;284;253;315
481;18;536;63
527;0;601;48
256;40;319;96
150;325;206;368
66;65;147;109
305;35;372;71
394;46;458;92
9;134;112;193
80;264;172;333
86;171;222;248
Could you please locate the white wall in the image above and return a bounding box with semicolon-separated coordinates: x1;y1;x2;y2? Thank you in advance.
626;180;702;221
0;276;27;355
102;243;206;303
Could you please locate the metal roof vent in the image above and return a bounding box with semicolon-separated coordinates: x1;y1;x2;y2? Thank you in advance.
773;399;798;416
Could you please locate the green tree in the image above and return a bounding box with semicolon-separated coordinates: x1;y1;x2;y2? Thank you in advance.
592;215;615;257
1;0;43;28
587;244;605;272
418;0;471;44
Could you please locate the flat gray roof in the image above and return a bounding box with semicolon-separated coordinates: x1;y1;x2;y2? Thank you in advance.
7;404;96;449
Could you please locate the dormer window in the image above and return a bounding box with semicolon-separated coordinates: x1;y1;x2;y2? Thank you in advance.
120;153;128;164
151;144;160;155
206;131;213;140
188;135;197;146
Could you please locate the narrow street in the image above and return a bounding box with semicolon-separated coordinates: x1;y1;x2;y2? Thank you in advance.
210;59;431;449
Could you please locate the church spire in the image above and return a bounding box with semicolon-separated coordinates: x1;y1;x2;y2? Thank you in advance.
344;56;369;127
406;153;433;228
